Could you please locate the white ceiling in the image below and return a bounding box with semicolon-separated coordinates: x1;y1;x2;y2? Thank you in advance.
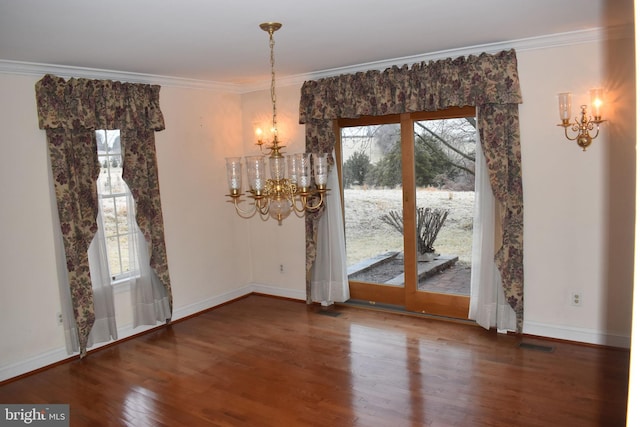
0;0;632;86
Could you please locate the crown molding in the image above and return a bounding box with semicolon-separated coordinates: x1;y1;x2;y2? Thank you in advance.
241;26;631;93
0;60;244;93
0;25;630;94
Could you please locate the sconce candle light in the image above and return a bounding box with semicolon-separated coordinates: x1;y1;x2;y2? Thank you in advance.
225;22;328;224
557;89;606;151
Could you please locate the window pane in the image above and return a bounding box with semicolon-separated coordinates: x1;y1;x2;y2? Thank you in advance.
413;118;476;296
114;195;129;234
95;129;138;282
342;124;404;287
100;198;117;236
118;235;132;273
105;236;123;277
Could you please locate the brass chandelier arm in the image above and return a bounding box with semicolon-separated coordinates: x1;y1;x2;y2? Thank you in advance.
263;177;327;213
228;196;259;219
255;196;270;216
228;194;270;219
291;190;327;213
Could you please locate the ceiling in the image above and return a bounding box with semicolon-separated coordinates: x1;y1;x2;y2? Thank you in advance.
0;0;632;86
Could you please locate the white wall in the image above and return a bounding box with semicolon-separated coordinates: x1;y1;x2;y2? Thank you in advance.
518;33;635;346
0;74;252;381
239;85;307;299
0;74;66;371
0;27;635;382
157;85;251;311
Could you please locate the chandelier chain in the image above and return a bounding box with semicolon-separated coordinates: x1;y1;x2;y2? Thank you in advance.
268;29;278;138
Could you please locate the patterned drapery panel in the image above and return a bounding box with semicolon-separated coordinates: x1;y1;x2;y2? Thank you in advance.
477;103;524;330
298;49;524;331
121;128;172;309
46;128;100;353
35;74;172;354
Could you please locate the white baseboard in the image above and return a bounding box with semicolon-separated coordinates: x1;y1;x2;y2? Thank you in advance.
172;285;255;320
0;347;71;383
524;320;631;348
249;282;306;301
0;284;291;382
5;290;629;382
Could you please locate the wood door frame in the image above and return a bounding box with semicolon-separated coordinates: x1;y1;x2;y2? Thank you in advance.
337;106;475;319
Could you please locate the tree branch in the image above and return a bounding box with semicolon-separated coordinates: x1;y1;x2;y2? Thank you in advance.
415;122;475;162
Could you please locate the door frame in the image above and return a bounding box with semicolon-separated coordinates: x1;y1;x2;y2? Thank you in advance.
337;107;475;319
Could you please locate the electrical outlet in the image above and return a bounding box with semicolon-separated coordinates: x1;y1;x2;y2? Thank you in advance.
56;312;63;325
570;292;582;307
279;264;284;273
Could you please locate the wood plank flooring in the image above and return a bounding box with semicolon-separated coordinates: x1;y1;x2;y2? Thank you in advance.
0;295;630;426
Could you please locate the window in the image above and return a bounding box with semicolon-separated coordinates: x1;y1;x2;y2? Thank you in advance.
95;130;138;283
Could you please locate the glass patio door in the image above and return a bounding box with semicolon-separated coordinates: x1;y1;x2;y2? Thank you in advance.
342;119;406;306
339;108;475;319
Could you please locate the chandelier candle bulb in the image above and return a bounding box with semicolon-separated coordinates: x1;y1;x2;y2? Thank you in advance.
255;127;264;146
286;154;299;185
298;175;310;189
225;157;243;195
590;88;603;120
297;153;311;190
269;155;286;180
313;153;329;187
246;156;266;193
558;92;571;124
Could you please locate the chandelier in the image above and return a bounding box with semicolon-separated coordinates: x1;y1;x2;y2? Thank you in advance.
225;22;328;225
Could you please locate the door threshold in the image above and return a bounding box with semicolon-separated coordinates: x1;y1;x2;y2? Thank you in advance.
338;299;477;327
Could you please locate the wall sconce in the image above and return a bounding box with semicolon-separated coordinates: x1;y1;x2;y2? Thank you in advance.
557;89;606;151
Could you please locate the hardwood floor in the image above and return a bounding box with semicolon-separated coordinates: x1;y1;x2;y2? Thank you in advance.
0;295;629;426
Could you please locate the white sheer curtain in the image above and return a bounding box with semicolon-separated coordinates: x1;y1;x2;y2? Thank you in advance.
124;192;171;327
86;211;118;346
468;136;517;332
310;151;350;306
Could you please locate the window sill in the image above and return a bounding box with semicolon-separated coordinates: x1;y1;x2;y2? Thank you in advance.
111;275;140;294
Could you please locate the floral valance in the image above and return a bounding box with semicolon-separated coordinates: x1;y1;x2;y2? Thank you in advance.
35;74;165;131
299;49;522;122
